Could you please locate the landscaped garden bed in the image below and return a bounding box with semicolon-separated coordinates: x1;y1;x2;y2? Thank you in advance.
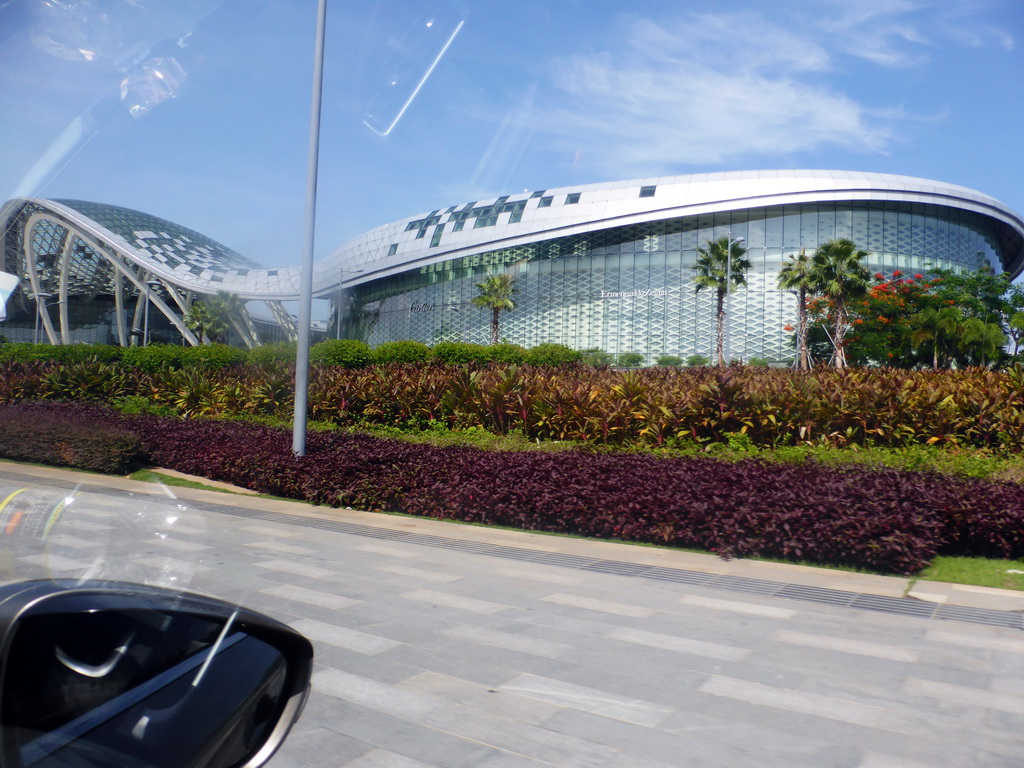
3;400;1023;577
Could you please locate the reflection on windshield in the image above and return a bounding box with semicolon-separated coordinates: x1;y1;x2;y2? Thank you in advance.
0;485;208;593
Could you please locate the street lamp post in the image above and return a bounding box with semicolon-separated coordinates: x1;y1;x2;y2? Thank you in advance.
292;0;328;457
723;232;745;365
33;291;53;344
143;279;161;346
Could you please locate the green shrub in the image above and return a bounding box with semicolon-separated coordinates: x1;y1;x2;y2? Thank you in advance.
431;341;491;365
110;395;179;418
56;344;123;363
686;354;710;367
580;348;614;366
374;340;432;365
656;355;683;367
310;339;373;368
181;343;248;370
0;343;52;362
121;343;187;371
247;341;297;367
524;343;581;366
746;357;770;367
486;343;527;365
616;352;644;368
0;343;123;364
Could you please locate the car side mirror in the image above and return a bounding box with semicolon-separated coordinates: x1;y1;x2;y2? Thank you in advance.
0;580;313;768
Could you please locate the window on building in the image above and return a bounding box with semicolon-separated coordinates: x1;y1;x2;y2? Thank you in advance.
430;224;445;247
566;192;581;204
530;190;546;198
639;185;656;198
538;196;553;208
388;243;398;256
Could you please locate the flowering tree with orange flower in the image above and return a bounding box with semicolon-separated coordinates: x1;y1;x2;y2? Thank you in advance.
807;268;1013;368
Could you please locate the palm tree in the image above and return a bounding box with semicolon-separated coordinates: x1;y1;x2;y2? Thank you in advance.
808;239;871;369
693;236;751;366
958;317;1006;367
185;291;238;344
471;274;517;345
910;306;962;369
777;249;814;370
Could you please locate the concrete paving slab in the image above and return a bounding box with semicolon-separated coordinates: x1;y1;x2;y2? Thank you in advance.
4;461;1024;766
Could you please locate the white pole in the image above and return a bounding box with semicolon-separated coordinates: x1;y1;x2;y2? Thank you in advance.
292;0;328;457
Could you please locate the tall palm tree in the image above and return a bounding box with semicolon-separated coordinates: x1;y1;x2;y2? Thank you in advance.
471;273;518;345
808;239;871;369
777;249;814;370
693;236;751;366
958;317;1006;367
910;306;962;369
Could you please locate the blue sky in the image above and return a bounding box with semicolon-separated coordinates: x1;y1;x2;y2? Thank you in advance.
1;0;1022;276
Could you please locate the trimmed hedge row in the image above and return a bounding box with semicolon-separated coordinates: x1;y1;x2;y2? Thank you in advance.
4;401;1023;575
0;404;146;474
0;340;581;369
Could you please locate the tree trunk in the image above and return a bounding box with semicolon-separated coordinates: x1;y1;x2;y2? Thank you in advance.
716;289;726;367
833;299;848;369
491;307;500;345
797;287;809;371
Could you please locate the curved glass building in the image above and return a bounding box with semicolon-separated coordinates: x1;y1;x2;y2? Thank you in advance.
0;198;299;346
2;171;1022;357
329;171;1024;363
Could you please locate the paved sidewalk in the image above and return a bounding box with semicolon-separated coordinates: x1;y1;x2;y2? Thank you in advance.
3;461;1024;766
6;460;1024;614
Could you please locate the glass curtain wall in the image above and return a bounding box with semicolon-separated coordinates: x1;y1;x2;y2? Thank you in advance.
343;202;1005;363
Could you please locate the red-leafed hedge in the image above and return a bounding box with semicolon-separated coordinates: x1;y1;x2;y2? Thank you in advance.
2;401;1023;575
0;404;147;474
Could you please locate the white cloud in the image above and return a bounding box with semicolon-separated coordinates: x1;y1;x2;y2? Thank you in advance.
526;12;892;177
816;0;932;67
517;2;1009;178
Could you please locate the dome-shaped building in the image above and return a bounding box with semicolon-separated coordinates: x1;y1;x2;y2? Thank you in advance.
326;170;1024;363
0;198;300;346
3;171;1022;358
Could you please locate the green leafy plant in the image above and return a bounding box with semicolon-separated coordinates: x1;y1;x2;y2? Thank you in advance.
310;339;373;368
374;340;432;364
247;341;298;367
486;343;528;365
524;343;581;366
431;341;491;365
616;352;645;368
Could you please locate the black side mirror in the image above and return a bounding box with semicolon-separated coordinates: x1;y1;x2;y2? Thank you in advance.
0;580;313;768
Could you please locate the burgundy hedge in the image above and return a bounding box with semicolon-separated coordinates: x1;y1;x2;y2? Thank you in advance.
3;401;1023;575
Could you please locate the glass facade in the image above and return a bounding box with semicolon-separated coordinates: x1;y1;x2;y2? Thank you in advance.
341;201;1006;363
